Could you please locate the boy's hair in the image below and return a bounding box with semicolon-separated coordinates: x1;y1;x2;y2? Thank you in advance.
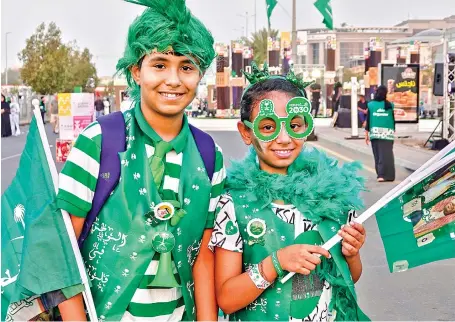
240;78;305;123
116;0;216;103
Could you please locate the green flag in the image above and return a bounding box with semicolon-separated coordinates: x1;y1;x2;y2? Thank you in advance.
1;116;83;321
376;152;455;273
266;0;277;28
314;0;333;30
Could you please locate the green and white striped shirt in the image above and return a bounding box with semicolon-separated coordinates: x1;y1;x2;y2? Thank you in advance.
57;112;226;321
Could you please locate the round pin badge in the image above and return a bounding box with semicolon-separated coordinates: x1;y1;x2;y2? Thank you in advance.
151;231;176;253
247;218;267;239
154;202;175;221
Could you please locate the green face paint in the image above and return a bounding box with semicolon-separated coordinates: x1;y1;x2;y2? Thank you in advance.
244;97;314;142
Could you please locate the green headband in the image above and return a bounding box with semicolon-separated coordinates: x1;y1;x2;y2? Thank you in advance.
244;97;314;142
242;62;315;97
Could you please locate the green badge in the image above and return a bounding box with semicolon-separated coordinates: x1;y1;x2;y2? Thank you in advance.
247;218;266;246
151;231;176;253
154;202;175;221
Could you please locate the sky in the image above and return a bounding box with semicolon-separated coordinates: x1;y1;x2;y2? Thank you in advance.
1;0;454;77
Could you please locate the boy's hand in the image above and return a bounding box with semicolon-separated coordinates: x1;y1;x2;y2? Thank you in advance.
338;222;366;258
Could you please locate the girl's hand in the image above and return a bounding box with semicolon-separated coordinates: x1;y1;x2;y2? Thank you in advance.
365;132;370;145
277;244;331;275
338;222;366;258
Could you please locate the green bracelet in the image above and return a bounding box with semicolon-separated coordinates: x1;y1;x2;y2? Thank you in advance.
271;251;284;278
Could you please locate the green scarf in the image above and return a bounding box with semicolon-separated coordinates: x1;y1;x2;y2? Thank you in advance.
226;147;366;225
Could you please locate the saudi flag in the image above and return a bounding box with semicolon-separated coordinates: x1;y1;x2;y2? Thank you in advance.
375;145;455;272
1;111;96;321
281;143;455;284
314;0;333;30
266;0;277;29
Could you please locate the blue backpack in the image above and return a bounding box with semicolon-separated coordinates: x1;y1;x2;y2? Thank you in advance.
78;111;216;246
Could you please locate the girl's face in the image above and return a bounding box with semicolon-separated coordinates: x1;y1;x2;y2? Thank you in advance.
238;91;306;175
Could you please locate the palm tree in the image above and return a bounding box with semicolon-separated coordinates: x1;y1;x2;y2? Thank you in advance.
242;28;279;65
14;204;25;229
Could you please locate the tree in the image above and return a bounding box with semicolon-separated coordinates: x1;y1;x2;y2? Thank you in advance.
1;68;22;85
242;28;279;65
68;46;98;93
18;22;98;94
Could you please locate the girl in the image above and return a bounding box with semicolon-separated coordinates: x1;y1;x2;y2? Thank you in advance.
210;65;369;321
365;85;396;182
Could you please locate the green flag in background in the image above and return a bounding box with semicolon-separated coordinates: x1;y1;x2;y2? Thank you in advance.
376;152;455;273
1;116;82;321
266;0;277;29
314;0;333;30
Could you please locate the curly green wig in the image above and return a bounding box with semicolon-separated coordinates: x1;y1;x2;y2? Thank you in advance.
116;0;216;103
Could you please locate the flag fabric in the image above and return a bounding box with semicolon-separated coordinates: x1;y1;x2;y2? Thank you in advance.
266;0;278;29
314;0;333;30
1;116;83;321
375;151;455;273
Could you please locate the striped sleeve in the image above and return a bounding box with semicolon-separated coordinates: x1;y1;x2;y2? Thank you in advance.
56;122;102;218
205;143;226;229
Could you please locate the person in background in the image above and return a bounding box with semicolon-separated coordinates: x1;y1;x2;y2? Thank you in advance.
332;82;342;113
191;97;200;117
310;83;321;117
50;95;59;134
103;97;111;115
10;96;21;136
365;85;396;182
94;96;104;119
1;94;12;137
357;95;368;128
39;96;46;124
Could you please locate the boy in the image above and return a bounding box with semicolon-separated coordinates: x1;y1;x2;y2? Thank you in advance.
56;0;225;320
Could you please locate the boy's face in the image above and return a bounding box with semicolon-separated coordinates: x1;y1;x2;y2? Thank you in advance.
132;53;201;117
238;91;306;175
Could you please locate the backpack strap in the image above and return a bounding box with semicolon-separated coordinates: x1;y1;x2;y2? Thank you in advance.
78;112;126;247
189;124;216;182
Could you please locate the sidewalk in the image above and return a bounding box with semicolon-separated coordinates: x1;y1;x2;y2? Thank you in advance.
315;126;438;171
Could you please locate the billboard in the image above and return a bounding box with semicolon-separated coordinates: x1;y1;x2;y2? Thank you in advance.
381;64;420;123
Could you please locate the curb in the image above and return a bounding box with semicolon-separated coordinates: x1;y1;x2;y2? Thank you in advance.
316;131;423;172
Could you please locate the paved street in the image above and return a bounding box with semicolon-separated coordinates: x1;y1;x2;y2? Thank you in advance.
1;122;454;321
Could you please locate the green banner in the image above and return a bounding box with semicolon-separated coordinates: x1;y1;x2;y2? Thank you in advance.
314;0;333;30
266;0;278;28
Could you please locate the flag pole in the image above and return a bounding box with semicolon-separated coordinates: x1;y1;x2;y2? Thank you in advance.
32;107;98;321
280;149;455;284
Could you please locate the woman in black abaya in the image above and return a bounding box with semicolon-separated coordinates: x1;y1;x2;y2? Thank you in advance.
1;94;12;137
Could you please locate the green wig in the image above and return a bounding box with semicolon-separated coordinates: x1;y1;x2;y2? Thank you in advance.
116;0;216;103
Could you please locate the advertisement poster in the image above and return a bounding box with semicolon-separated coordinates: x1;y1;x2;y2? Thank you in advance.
71;93;95;116
58;93;72;116
56;139;73;163
56;93;95;162
73;116;92;138
59;116;74;140
381;64;420;123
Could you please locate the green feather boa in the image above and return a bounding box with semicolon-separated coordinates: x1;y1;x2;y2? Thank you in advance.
226;147;366;225
226;147;369;321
